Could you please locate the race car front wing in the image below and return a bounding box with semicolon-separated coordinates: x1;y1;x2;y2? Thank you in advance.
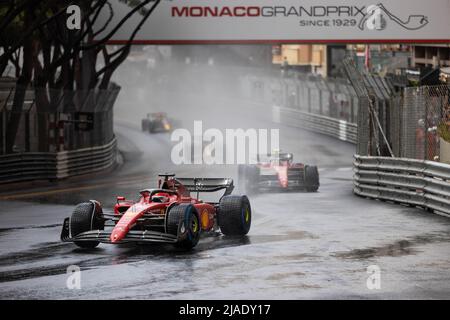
256;172;306;189
60;218;177;244
257;179;305;189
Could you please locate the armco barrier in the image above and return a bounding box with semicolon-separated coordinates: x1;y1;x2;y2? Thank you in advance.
56;138;117;179
354;155;450;216
0;138;117;184
273;105;357;144
0;153;57;184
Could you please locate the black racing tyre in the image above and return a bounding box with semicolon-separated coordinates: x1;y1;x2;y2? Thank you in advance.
166;204;201;250
141;119;149;132
305;165;320;192
70;201;104;248
148;121;157;133
218;195;251;236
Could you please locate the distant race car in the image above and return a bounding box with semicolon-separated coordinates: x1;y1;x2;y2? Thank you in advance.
141;112;172;133
61;174;251;250
238;153;319;193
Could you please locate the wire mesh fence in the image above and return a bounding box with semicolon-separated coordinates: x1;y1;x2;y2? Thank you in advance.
401;85;450;161
342;57;396;157
343;57;450;163
244;73;359;124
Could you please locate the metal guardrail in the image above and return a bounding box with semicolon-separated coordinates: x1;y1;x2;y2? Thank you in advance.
56;138;117;179
0;138;117;184
354;155;450;216
273;105;357;144
0;153;57;184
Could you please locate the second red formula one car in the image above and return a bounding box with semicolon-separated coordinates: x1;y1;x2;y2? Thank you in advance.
61;174;251;250
238;152;319;193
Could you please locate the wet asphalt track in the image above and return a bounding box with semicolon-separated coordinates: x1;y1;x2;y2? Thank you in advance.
1;88;450;300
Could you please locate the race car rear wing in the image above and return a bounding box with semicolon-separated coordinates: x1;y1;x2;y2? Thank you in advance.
175;178;234;196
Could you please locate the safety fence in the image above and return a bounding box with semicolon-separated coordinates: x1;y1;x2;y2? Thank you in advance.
242;74;359;145
354;155;450;216
273;106;357;144
0;80;119;155
243;74;359;125
343;58;450;161
399;85;450;161
0;137;117;184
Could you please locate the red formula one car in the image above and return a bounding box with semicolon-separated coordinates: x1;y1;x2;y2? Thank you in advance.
61;174;251;250
238;153;319;193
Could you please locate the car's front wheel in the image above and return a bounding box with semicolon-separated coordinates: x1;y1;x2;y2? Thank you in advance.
70;201;104;248
141;119;149;132
166;204;201;250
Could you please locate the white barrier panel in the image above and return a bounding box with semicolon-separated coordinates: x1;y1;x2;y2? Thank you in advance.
97;0;450;43
273;106;358;144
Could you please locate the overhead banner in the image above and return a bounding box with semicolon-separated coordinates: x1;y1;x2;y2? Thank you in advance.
100;0;450;43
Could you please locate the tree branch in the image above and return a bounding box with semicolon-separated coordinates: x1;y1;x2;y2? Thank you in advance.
0;5;69;70
96;0;161;79
81;0;157;50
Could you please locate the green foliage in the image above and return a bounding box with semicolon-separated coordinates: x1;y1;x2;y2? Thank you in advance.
0;7;25;45
438;123;450;143
0;1;67;46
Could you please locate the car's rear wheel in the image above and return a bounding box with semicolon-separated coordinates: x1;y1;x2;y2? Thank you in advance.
305;165;320;192
218;195;251;236
166;204;201;250
70;201;104;248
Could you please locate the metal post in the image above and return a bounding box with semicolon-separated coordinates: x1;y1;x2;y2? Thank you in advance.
369;105;373;156
0;109;4;155
25;111;30;152
424;87;429;160
307;88;311;113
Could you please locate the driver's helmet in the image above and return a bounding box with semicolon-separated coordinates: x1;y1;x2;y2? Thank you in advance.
280;153;293;164
152;193;170;203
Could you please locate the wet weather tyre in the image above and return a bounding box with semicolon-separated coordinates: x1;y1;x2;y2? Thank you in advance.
166;204;201;250
305;165;320;192
218;195;251;236
70;201;104;249
148;121;157;133
141;119;149;132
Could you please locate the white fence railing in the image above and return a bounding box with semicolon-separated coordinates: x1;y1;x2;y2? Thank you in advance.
273;105;357;144
354;155;450;216
0;138;117;184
